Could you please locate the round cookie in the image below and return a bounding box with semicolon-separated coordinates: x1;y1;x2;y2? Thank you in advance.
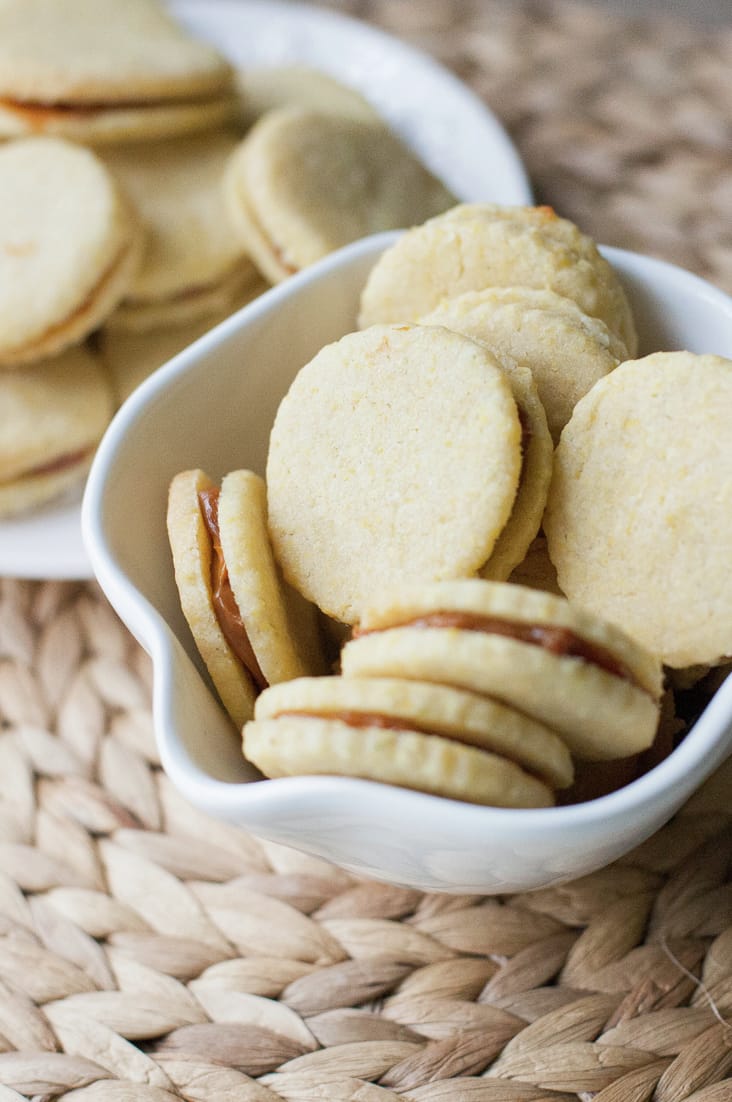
0;0;232;103
0;138;141;366
257;676;573;789
103;132;261;328
266;324;522;625
245;677;554;808
544;351;732;668
167;469;323;728
0;345;113;517
359;203;637;355
342;580;663;760
224;107;454;283
421;286;626;443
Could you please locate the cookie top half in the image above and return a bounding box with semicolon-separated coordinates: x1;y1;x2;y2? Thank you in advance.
544;351;732;668
359;203;636;355
266;324;522;624
0;0;232;103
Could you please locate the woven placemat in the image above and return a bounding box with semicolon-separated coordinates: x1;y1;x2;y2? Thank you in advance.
2;1;732;1098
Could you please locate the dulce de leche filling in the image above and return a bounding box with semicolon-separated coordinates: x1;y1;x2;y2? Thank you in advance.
197;488;268;694
355;612;640;688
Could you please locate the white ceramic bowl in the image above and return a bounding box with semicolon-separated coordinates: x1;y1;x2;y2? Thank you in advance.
83;232;732;893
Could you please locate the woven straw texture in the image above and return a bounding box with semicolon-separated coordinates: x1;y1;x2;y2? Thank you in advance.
1;1;732;1098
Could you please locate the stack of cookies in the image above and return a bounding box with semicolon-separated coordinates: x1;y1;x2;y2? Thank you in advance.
167;201;732;809
1;0;456;519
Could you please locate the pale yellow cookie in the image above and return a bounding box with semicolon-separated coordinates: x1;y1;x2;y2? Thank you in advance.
244;718;554;808
544;352;732;668
257;676;573;789
237;66;377;126
224;107;454;283
421;286;626;443
167;469;324;727
342;580;662;760
359;203;637;355
0;0;232;103
0;345;113;517
103;132;260;326
105;266;267;334
266;324;522;625
0;138;141;366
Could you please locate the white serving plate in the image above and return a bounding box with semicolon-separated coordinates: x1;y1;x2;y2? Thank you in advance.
0;0;531;581
83;230;732;894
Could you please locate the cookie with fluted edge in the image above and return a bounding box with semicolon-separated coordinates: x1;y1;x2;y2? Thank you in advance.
0;0;234;143
0;345;113;517
359;203;637;355
421;286;626;444
224;107;454;283
167;469;323;728
256;676;573;789
342;580;663;760
544;352;732;668
103;132;261;331
245;677;555;807
0;138;141;366
266;324;522;625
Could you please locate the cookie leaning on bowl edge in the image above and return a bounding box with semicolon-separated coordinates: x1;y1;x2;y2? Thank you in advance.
167;468;324;728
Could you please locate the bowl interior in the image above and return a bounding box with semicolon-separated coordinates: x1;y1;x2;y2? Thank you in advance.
83;233;732;890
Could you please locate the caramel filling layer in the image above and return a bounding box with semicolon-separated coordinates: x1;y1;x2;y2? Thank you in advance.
1;445;92;487
356;611;638;687
198;488;268;693
0;93;224;126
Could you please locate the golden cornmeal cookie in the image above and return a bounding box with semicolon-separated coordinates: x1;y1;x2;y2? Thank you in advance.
245;675;555;807
167;469;323;728
0;138;141;366
421;286;626;444
359;203;637;355
224;107;454;283
103;133;261;329
237;66;377;127
0;345;113;517
105;266;266;334
266;324;522;625
0;0;234;143
256;676;573;789
544;352;732;668
342;580;663;761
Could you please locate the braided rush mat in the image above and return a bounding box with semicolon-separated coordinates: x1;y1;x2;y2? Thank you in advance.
2;1;732;1099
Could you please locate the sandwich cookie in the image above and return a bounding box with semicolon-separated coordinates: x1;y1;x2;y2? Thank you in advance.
167;469;324;728
0;345;113;517
266;324;522;625
103;132;262;332
544;352;732;668
421;286;627;444
0;0;235;144
341;580;663;761
224;107;454;283
0;138;141;366
358;203;637;356
244;677;557;807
